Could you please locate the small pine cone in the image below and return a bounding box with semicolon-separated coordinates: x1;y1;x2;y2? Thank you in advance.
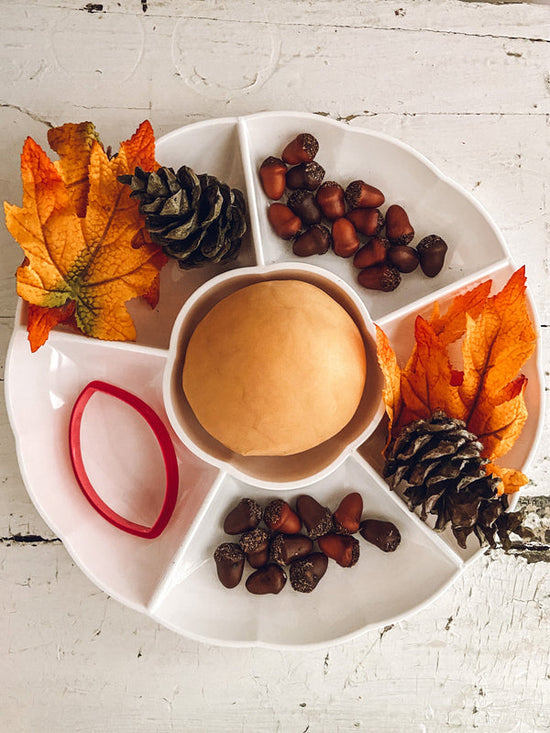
384;411;518;549
119;165;247;268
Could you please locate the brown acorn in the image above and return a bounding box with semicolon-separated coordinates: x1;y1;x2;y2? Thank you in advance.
282;133;319;165
289;553;328;593
267;203;302;240
387;245;419;273
385;204;414;246
360;520;401;553
353;237;389;269
318;534;360;568
240;528;270;568
286;161;325;191
292;224;332;257
223;498;262;534
416;235;448;277
259;156;287;200
296;495;334;539
357;264;401;292
333;492;363;534
345;180;385;209
287;189;322;225
332;218;360;258
316;181;346;220
264;499;302;534
246;564;287;594
346;208;384;237
270;533;313;565
213;543;245;588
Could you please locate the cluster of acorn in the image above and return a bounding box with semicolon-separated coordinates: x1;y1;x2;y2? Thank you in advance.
213;492;401;595
259;132;449;292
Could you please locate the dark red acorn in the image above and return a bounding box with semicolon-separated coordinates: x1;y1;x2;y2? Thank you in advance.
353;237;389;269
259;156;287;200
357;264;401;292
264;499;302;534
318;534;360;568
267;203;302;240
346;208;384;237
333;492;363;534
345;180;385;209
332;218;360;258
282;133;319;165
316;181;346;220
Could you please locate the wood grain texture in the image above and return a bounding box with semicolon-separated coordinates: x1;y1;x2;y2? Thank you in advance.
1;1;549;730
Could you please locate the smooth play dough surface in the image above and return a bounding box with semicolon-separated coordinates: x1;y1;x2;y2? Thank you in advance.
181;279;367;455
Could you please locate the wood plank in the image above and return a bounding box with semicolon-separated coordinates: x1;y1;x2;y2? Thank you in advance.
2;541;550;731
0;4;549;122
14;0;550;40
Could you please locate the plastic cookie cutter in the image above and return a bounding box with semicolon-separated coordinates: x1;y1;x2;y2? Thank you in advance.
69;380;179;539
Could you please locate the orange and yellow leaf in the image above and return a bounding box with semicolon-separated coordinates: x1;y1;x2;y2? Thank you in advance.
4;121;166;347
486;463;529;495
429;279;492;347
47;122;101;217
469;375;529;460
460;268;535;429
26;301;76;352
400;316;467;425
376;269;536;490
375;324;402;441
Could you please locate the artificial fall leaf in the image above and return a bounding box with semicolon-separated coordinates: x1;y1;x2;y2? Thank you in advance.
471;374;528;460
47;122;101;217
4;121;167;348
427;279;492;348
401;279;492;379
400;315;465;427
26;302;76;352
460;268;536;430
486;463;529;496
142;272;161;310
376;268;536;493
375;325;401;445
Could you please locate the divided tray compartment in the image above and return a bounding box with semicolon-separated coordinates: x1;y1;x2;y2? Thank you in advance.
5;112;544;649
148;458;462;647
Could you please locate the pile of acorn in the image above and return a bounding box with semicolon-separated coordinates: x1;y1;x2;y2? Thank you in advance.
259;132;448;292
213;492;401;595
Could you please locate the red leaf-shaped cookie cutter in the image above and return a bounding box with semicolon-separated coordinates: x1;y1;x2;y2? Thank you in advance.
69;380;179;539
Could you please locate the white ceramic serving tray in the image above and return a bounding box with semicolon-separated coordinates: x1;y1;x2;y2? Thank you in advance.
5;112;544;649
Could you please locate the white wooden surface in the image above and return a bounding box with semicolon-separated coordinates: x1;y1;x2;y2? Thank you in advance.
1;1;550;730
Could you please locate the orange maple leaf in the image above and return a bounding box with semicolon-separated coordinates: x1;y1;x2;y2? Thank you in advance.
4;121;167;349
470;374;529;460
399;315;466;428
375;325;401;446
485;463;529;495
26;301;77;352
401;280;492;379
376;268;536;493
47;121;101;217
460;268;536;435
428;279;492;347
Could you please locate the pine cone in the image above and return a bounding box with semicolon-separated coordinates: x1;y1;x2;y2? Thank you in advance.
119;166;247;268
384;411;525;549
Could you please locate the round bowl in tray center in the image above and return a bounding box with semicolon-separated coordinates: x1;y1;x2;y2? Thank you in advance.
162;262;385;489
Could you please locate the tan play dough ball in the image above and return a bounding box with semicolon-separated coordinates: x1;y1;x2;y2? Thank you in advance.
182;279;367;456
